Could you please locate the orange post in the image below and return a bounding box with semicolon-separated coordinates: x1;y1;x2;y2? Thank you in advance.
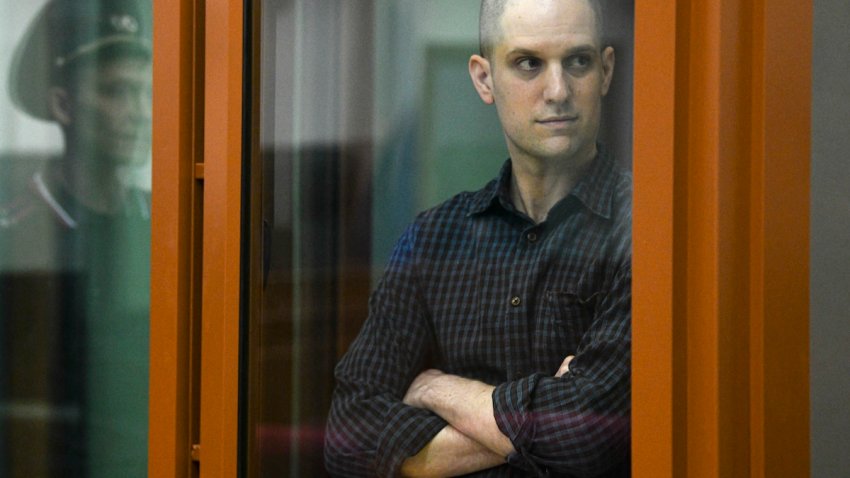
631;1;683;476
198;0;244;476
632;0;811;476
753;1;811;476
149;0;202;477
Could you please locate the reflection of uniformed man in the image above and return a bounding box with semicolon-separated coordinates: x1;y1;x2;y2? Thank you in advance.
0;0;151;476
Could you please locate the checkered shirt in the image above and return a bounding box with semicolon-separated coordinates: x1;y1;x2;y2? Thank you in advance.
325;152;632;477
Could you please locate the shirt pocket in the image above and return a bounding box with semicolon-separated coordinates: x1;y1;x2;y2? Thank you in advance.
535;289;599;368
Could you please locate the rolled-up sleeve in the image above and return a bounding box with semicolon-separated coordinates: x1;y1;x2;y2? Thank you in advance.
324;224;446;477
493;263;631;477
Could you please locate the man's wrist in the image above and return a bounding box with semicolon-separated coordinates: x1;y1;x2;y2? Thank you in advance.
404;369;445;409
419;370;447;409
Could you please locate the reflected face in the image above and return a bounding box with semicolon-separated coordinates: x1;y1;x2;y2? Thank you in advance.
67;55;153;166
487;0;613;165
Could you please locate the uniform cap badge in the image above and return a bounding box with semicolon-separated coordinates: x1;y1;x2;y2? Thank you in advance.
110;14;140;34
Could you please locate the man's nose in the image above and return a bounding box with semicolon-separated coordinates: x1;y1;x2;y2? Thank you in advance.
543;66;571;104
125;89;152;120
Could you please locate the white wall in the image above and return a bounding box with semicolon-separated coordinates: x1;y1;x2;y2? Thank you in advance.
0;0;63;156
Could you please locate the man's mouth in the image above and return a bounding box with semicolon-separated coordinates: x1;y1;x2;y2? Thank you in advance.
537;116;578;127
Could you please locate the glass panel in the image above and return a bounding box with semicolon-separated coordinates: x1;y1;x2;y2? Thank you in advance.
811;0;850;475
0;0;152;476
247;1;633;476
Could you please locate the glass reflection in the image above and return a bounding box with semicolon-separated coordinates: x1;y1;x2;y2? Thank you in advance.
248;1;632;476
249;2;504;475
0;0;151;476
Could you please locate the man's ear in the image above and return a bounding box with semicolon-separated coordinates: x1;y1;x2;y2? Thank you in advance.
469;54;495;105
48;87;73;126
600;46;615;97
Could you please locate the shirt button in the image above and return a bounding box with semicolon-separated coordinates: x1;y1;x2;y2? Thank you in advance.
510;296;521;307
527;232;538;243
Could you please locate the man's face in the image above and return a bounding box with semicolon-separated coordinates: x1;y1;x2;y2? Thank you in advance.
477;0;614;166
67;55;153;166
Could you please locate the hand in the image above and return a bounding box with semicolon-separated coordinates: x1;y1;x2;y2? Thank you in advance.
403;369;444;409
555;355;575;378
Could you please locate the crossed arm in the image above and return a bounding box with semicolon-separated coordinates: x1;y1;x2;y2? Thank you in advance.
399;356;575;477
325;222;632;477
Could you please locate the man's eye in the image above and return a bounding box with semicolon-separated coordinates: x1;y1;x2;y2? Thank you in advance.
516;57;541;71
567;55;592;69
99;84;132;98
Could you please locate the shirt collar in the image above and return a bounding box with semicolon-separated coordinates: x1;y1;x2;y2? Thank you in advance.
467;159;512;217
567;146;617;220
31;167;152;228
467;146;619;221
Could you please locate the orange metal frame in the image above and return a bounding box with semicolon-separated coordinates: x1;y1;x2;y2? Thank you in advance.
149;0;199;477
198;0;245;476
632;0;811;476
150;0;244;477
151;0;812;476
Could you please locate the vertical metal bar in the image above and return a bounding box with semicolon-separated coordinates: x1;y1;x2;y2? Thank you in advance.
632;1;683;476
149;0;203;476
200;0;244;476
758;1;811;476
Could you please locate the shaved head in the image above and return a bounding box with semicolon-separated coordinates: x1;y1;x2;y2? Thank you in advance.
478;0;510;58
479;0;606;58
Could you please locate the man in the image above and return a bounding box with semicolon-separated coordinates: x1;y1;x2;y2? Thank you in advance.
325;0;631;476
0;0;152;476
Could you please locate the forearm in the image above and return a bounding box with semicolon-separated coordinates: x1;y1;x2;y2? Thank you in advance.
405;370;515;458
326;384;454;477
400;425;504;477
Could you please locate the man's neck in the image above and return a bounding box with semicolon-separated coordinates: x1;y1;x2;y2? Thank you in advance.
509;148;597;224
57;153;129;215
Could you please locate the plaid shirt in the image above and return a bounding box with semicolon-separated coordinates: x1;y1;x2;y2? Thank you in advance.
326;152;632;477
